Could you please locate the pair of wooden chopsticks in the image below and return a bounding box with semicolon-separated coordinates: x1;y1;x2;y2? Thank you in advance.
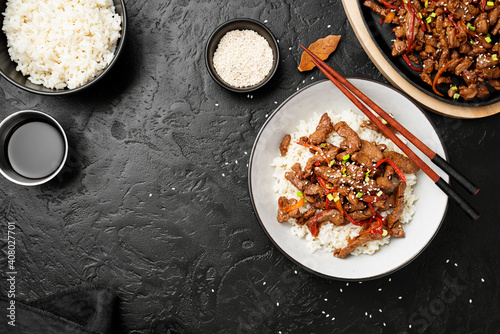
300;45;480;221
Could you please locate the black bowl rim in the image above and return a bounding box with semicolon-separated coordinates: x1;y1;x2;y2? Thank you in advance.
357;1;500;108
205;18;280;93
247;78;449;281
0;0;128;96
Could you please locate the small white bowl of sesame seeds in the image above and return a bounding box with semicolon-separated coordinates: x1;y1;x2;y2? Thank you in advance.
205;18;280;92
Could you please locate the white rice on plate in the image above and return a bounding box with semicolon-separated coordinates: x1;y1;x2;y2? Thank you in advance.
271;109;419;256
2;0;122;89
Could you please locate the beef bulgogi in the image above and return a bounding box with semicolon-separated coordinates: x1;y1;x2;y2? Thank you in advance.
277;113;419;258
363;0;500;101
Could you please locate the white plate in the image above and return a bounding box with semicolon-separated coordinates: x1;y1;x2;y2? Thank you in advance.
248;79;449;280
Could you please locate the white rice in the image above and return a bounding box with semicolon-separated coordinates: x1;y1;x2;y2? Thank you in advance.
2;0;122;89
271;109;418;256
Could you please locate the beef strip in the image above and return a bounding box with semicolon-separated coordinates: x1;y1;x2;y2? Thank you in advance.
344;201;366;213
383;151;420;174
459;84;478;100
295;207;317;226
306;209;345;230
277;196;301;223
334;121;361;154
279;134;291;156
350;208;373;221
347;190;359;207
285;172;310;192
303;184;325;197
390;222;405;238
333;232;385;258
376;176;395;190
352;152;373;169
314;166;342;184
346;163;365;181
386;182;407;229
303;155;325;178
309;113;334;145
360;140;384;162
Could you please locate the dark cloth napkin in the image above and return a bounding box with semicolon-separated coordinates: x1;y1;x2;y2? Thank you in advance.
1;286;186;334
1;286;118;334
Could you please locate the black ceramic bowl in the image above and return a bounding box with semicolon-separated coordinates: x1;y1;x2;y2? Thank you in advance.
360;2;500;107
205;18;280;93
0;0;127;95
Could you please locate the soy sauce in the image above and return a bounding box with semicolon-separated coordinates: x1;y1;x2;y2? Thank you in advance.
6;121;65;179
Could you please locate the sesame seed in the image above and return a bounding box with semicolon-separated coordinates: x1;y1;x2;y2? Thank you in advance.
213;30;274;88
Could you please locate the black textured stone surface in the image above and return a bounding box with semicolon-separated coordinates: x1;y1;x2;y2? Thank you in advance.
1;1;499;333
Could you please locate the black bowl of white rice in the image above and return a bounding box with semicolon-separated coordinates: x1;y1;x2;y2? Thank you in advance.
205;18;280;93
0;0;126;95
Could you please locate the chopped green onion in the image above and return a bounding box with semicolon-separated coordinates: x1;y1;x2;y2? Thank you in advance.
430;12;437;18
453;93;460;100
470;39;476;45
451;86;458;91
485;36;492;44
333;196;340;203
425;0;428;8
329;159;335;166
487;1;495;6
467;22;475;31
382;229;388;237
377;190;383;196
381;119;388;125
418;12;422;19
493;54;499;61
297;191;303;197
326;184;332;190
320;143;327;148
356;192;363;198
327;193;334;201
426;17;432;23
342;154;350;161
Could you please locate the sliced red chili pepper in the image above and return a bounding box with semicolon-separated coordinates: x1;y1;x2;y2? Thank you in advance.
379;0;398;10
317;175;328;191
370;216;385;234
402;53;423;72
407;4;426;32
448;14;459;35
374;158;407;183
310;220;319;237
281;197;304;213
431;60;452;97
481;0;487;11
295;141;329;164
367;202;377;217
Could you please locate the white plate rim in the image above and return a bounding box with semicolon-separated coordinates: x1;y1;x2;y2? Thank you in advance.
248;78;449;281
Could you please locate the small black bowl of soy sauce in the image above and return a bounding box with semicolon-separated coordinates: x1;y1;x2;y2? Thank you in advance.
0;110;67;186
